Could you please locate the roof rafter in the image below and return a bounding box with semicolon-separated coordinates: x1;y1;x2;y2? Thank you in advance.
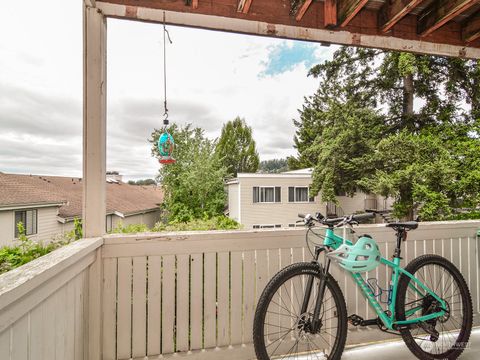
379;0;425;33
324;0;337;27
293;0;314;21
237;0;253;14
418;0;479;37
338;0;369;27
463;11;480;43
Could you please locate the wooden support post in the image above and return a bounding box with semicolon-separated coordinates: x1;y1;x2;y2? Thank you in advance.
463;11;480;43
295;0;313;21
324;0;337;28
418;0;479;37
237;0;253;14
192;0;198;9
379;0;425;33
86;247;103;360
338;0;369;27
83;3;107;239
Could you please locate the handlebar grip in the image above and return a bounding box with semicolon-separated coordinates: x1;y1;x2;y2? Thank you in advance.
352;213;376;222
298;213;306;219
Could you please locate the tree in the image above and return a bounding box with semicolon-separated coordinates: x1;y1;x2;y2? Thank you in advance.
292;46;480;219
150;124;228;222
258;158;288;173
215;117;259;177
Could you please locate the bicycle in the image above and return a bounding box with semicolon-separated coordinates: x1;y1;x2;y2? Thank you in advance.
253;211;473;360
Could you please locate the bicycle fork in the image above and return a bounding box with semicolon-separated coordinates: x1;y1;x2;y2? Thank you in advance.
300;247;330;333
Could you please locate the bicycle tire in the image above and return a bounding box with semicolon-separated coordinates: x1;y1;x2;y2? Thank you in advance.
253;262;348;360
396;254;473;360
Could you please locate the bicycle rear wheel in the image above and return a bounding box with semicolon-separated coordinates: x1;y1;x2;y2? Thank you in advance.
396;254;473;359
253;262;347;360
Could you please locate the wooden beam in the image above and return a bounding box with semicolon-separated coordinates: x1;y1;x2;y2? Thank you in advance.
463;11;480;43
85;0;96;7
418;0;479;37
192;0;198;9
83;5;107;238
237;0;253;14
338;0;369;27
294;0;313;21
96;2;480;59
379;0;425;33
324;0;337;28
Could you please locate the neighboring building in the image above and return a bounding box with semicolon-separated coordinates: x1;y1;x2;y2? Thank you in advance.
226;169;393;229
0;173;164;246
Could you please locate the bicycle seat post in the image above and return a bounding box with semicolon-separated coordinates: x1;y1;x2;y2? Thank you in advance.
393;229;404;259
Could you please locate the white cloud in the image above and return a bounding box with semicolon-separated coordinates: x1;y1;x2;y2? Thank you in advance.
0;0;334;181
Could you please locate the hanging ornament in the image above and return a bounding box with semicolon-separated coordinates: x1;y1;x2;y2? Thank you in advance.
158;12;176;165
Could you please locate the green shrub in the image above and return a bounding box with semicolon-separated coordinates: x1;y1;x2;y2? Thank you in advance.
0;222;71;275
152;216;241;232
446;211;480;220
109;222;150;234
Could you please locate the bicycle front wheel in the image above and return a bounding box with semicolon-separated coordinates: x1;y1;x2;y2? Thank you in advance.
396;254;473;359
253;262;347;360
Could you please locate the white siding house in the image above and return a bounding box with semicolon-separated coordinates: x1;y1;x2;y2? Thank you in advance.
226;169;393;229
0;173;164;246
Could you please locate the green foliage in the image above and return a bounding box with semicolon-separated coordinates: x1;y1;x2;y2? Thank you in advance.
292;46;480;220
128;179;157;186
259;158;288;173
0;222;71;275
152;216;241;232
447;211;480;220
110;222;150;234
150;124;228;222
215;117;259;177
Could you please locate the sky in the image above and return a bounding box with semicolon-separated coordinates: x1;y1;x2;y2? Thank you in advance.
0;0;336;181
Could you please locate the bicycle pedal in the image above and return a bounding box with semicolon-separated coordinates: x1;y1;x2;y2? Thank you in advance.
347;314;363;326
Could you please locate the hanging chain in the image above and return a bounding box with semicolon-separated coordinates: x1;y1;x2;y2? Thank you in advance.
163;11;172;127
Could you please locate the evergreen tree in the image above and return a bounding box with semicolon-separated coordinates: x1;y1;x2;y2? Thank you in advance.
293;46;480;220
259;158;288;173
215;117;259;177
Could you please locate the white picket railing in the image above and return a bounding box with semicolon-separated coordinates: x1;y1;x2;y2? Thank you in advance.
101;221;480;360
0;221;479;360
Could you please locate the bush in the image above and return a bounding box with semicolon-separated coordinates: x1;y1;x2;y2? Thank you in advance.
109;222;150;234
152;216;241;232
446;211;480;220
0;222;74;275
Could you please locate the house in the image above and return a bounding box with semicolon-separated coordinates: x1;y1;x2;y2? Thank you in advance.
226;168;393;229
0;173;164;246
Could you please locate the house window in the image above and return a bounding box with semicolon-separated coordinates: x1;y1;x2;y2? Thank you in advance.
288;187;315;203
14;209;38;237
253;187;281;203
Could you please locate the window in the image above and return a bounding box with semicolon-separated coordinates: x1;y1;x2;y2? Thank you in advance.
14;209;38;237
253;187;281;203
288;187;315;203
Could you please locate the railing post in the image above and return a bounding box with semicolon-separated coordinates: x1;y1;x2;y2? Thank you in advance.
86;247;103;360
83;1;107;238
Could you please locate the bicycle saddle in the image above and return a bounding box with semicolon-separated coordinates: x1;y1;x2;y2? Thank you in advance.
386;221;418;230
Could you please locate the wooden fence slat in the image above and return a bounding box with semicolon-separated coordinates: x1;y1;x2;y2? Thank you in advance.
0;328;10;360
204;253;217;349
132;257;147;358
176;254;190;352
65;279;76;359
267;248;280;343
30;301;44;360
147;256;162;356
43;289;56;360
255;250;269;304
55;287;67;359
74;272;85;360
231;252;243;345
217;252;230;347
243;251;255;344
117;257;132;359
11;314;28;360
190;253;203;351
102;258;117;360
162;255;176;354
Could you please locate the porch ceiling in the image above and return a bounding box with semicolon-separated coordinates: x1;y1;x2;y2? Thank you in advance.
94;0;480;59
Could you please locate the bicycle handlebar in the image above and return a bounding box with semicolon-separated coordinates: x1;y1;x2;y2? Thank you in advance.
298;212;375;227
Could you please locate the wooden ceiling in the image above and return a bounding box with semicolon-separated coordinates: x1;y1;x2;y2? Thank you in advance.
93;0;480;58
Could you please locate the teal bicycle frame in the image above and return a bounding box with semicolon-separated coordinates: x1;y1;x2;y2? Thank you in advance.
323;228;446;330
